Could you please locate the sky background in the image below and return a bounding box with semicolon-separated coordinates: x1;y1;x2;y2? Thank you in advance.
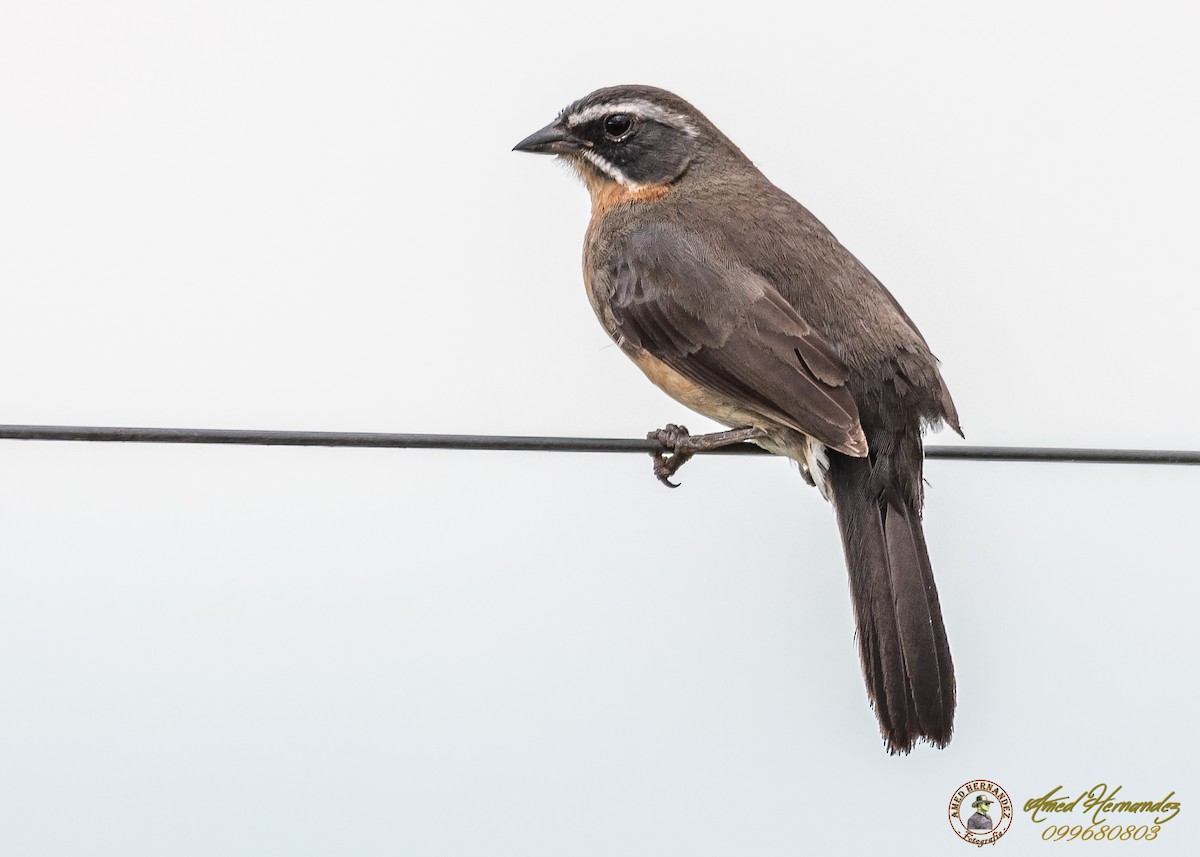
2;2;1197;854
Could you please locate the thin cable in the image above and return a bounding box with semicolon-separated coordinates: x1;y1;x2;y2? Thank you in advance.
0;424;1196;465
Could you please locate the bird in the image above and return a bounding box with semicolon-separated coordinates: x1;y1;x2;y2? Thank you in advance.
514;84;961;753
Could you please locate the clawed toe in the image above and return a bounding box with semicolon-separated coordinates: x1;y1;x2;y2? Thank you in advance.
644;423;767;488
648;424;695;488
646;423;691;447
652;458;682;488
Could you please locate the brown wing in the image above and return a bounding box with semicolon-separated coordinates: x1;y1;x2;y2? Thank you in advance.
607;225;866;455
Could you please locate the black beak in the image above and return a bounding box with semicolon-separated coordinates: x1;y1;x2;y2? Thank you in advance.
513;121;586;155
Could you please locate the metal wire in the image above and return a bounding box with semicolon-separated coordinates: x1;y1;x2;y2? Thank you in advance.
1;424;1197;465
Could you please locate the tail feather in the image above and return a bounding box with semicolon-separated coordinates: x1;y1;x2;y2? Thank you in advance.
828;449;955;753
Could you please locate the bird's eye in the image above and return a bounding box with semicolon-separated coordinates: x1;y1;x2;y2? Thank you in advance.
603;113;634;139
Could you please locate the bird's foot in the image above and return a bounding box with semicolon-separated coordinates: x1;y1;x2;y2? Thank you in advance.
646;424;768;488
647;424;695;488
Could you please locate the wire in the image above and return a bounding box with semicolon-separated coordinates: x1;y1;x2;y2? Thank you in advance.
1;424;1196;465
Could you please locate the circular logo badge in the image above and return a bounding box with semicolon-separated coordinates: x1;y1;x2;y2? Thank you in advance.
949;780;1014;846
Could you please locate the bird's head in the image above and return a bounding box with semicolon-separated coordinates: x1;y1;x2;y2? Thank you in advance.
513;84;741;205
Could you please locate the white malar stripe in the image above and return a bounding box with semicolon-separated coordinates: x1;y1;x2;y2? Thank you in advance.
579;149;642;190
565;100;699;137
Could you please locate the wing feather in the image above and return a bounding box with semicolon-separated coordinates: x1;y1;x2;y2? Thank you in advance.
608;226;866;454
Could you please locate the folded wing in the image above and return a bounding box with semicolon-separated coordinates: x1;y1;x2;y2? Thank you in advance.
607;225;867;455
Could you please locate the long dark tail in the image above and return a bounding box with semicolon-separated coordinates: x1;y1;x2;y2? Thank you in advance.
827;447;955;753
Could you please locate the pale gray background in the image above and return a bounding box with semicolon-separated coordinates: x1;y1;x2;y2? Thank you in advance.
1;2;1196;855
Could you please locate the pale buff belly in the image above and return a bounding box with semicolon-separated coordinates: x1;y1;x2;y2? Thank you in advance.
625;344;817;463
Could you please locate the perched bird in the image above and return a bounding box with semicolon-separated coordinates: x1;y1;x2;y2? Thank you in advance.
514;85;961;753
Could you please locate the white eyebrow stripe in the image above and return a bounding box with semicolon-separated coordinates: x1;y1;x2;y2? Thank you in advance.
579;149;642;190
565;100;698;137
